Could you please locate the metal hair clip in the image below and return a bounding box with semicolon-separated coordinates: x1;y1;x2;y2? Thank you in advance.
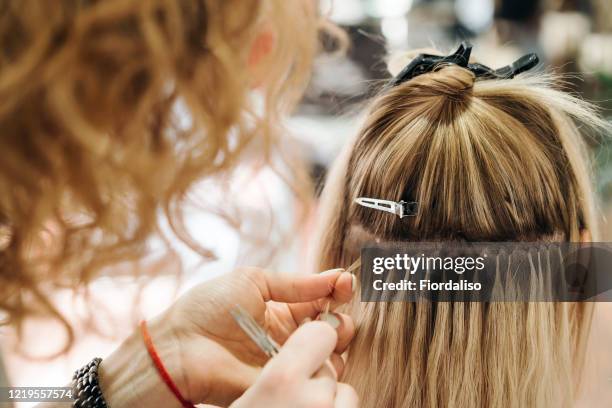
389;41;539;87
355;197;418;218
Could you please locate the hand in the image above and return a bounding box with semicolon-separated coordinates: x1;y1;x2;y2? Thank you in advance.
231;321;359;408
98;267;356;407
170;266;356;405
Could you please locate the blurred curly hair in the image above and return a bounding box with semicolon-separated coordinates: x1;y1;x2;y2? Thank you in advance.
0;0;339;348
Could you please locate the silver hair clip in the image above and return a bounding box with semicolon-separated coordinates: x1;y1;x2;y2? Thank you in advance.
230;304;280;358
355;197;418;218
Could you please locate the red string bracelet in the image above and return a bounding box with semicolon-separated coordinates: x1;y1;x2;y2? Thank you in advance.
140;320;196;408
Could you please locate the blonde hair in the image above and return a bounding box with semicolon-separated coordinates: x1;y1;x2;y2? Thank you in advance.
0;0;340;346
313;54;608;407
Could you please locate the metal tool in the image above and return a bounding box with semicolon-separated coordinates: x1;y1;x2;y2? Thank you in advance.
230;304;338;378
230;304;280;358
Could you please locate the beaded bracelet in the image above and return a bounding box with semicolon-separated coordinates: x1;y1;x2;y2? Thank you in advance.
72;357;109;408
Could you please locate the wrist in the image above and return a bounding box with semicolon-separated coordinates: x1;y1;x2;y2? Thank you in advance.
165;306;258;406
98;316;186;408
99;307;257;407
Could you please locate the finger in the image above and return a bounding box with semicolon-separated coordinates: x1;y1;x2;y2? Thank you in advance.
312;358;337;380
335;383;359;408
329;352;346;378
288;271;355;323
327;313;355;354
328;270;355;304
266;321;338;378
301;377;337;407
245;267;349;304
265;309;354;356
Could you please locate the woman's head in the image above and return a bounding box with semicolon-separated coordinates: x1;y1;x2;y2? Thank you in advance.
0;0;334;340
313;49;607;407
317;57;604;268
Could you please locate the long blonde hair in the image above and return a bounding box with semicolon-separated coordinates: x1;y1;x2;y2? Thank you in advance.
313;54;608;407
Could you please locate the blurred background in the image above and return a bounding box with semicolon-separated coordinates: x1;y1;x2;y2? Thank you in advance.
1;0;611;406
297;0;612;209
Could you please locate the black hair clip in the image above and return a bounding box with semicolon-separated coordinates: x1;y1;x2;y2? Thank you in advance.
389;41;539;87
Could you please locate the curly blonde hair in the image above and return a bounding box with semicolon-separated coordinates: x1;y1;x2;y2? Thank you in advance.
0;0;333;345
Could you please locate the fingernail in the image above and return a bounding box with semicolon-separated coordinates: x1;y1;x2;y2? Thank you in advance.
320;313;341;329
349;273;357;294
300;317;312;326
320;268;344;276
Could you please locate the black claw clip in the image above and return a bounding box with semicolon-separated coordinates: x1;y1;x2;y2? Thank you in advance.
389;41;539;87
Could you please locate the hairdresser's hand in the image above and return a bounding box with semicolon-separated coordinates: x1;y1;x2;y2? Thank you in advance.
169;266;356;405
99;267;356;407
231;321;359;408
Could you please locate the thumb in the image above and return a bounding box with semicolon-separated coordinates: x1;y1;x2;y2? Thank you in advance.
243;267;346;303
264;321;338;378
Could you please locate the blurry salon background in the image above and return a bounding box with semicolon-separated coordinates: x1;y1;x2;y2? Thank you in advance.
2;0;611;406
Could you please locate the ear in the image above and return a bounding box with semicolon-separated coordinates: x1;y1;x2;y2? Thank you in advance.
580;229;592;243
248;28;275;68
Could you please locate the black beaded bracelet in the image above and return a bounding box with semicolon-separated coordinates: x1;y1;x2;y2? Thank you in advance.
71;357;109;408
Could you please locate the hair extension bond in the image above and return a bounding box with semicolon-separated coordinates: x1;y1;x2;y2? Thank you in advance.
312;46;609;407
